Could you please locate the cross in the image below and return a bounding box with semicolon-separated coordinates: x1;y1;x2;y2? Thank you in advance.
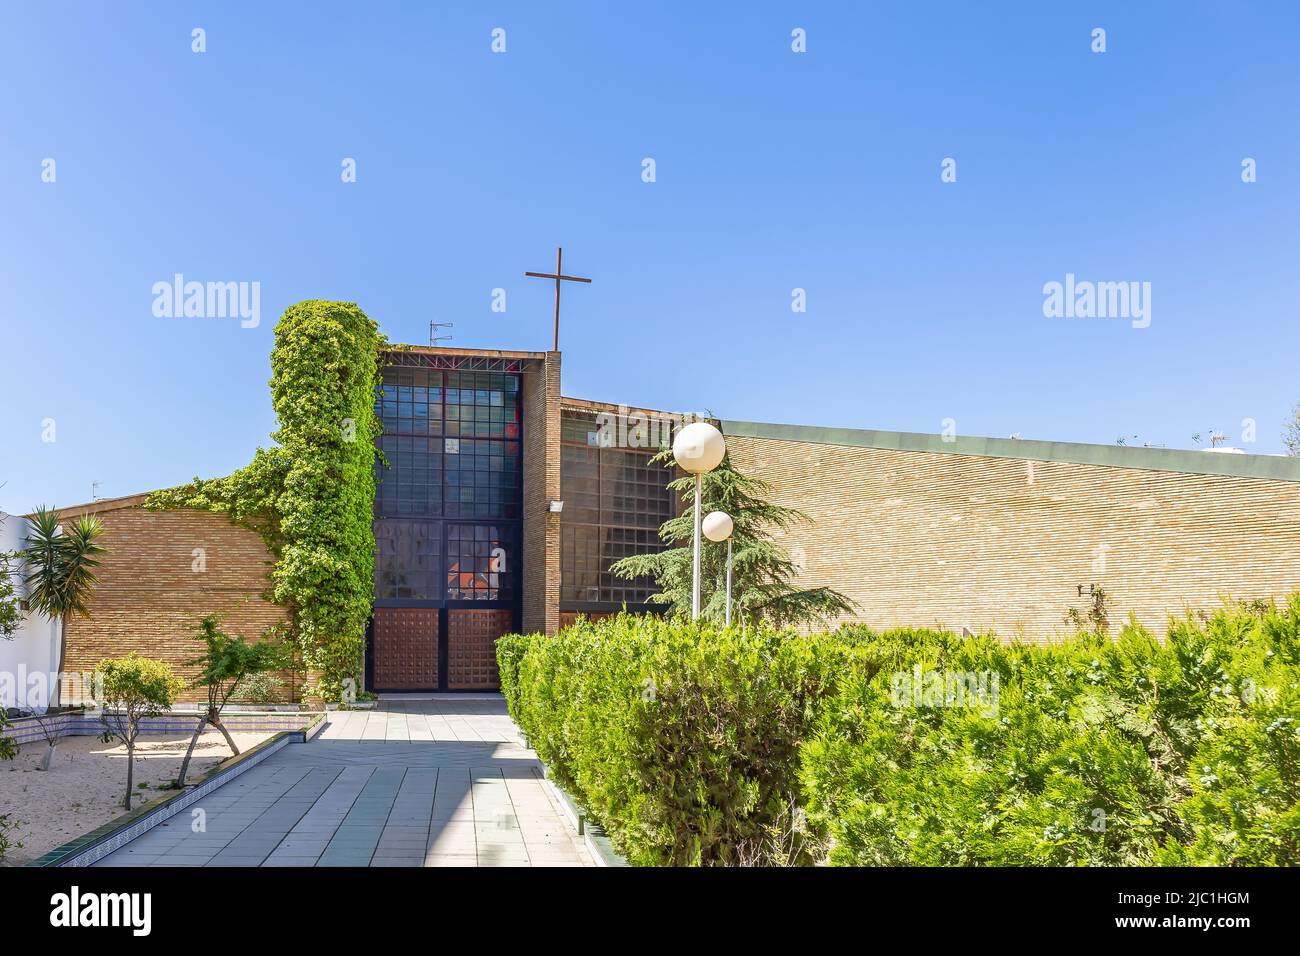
525;247;591;351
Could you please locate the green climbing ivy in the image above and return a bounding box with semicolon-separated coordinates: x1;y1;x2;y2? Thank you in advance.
148;301;385;702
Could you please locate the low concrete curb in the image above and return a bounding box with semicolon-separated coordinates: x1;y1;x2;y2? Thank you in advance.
1;708;323;748
537;764;629;868
27;713;326;868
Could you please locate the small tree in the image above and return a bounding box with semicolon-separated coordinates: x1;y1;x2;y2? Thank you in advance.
1284;401;1300;456
174;616;291;787
611;448;856;629
22;507;107;707
27;711;63;771
1065;586;1112;633
0;547;21;640
0;499;21;640
0;710;14;762
94;655;184;810
0;705;14;860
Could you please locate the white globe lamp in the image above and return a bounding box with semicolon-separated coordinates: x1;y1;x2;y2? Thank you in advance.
672;422;726;475
672;422;726;622
703;511;735;626
702;511;733;542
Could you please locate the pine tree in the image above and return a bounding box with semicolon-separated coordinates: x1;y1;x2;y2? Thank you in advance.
610;448;856;628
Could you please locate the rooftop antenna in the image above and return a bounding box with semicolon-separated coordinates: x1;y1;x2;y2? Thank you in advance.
91;480;103;501
429;321;453;346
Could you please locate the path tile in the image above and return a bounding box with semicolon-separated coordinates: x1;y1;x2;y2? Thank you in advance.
93;696;592;868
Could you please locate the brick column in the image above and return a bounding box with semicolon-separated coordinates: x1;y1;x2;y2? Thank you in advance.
521;352;562;635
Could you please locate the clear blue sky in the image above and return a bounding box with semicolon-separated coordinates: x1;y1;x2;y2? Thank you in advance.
3;2;1298;514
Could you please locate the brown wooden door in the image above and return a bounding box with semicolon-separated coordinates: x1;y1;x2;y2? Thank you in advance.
372;607;440;690
447;609;513;690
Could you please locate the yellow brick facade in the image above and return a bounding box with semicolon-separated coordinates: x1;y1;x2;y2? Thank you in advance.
725;431;1300;640
56;497;291;702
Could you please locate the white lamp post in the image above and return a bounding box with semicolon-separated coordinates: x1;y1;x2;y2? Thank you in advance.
672;421;726;622
702;510;734;626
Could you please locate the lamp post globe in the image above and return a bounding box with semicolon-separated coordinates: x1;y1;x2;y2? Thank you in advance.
672;422;726;622
672;422;726;474
702;511;733;542
702;511;736;627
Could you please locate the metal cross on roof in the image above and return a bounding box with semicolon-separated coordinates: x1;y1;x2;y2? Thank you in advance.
525;247;591;351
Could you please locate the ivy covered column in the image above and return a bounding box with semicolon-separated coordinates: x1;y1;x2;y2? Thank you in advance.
269;301;384;702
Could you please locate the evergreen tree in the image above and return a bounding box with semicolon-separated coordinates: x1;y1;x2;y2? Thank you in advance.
611;447;856;628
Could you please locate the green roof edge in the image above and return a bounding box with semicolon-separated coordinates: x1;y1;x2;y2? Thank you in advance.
718;419;1300;483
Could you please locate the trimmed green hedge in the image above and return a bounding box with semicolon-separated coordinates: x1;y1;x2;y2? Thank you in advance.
499;616;849;865
500;599;1300;866
804;599;1300;866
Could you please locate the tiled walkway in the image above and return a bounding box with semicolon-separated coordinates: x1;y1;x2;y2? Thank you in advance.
93;696;592;867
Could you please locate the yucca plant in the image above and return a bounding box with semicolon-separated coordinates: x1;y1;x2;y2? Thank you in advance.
22;505;107;710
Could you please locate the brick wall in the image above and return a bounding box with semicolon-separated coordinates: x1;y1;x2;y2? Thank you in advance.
726;434;1300;640
521;352;562;635
57;501;290;701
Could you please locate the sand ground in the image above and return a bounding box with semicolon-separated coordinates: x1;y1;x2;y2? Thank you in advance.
0;729;271;866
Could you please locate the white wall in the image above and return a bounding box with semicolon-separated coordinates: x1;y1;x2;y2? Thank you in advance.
0;512;58;711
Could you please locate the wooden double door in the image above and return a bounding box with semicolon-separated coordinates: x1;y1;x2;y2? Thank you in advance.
371;606;514;692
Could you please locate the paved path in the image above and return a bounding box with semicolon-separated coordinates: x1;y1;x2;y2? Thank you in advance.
94;696;592;867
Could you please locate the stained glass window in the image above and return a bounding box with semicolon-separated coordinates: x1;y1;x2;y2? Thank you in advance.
446;524;515;600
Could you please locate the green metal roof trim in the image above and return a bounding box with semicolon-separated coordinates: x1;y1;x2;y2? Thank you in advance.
719;419;1300;483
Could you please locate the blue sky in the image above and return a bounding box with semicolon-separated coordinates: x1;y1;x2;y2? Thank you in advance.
3;2;1298;514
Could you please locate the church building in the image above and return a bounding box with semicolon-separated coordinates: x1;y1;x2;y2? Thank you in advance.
43;343;1300;699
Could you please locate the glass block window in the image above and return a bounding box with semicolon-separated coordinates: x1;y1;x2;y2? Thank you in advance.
560;524;602;603
445;371;520;440
377;369;444;437
561;445;600;525
376;436;443;517
561;414;603;445
600;452;675;530
560;410;676;606
376;367;521;521
375;520;441;599
446;524;515;601
560;525;663;605
444;438;520;519
598;527;664;605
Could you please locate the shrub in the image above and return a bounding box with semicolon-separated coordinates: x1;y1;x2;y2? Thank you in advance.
0;708;14;762
0;707;13;861
495;632;535;724
1155;597;1300;865
232;672;286;705
802;600;1300;866
504;600;1300;866
501;614;850;865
